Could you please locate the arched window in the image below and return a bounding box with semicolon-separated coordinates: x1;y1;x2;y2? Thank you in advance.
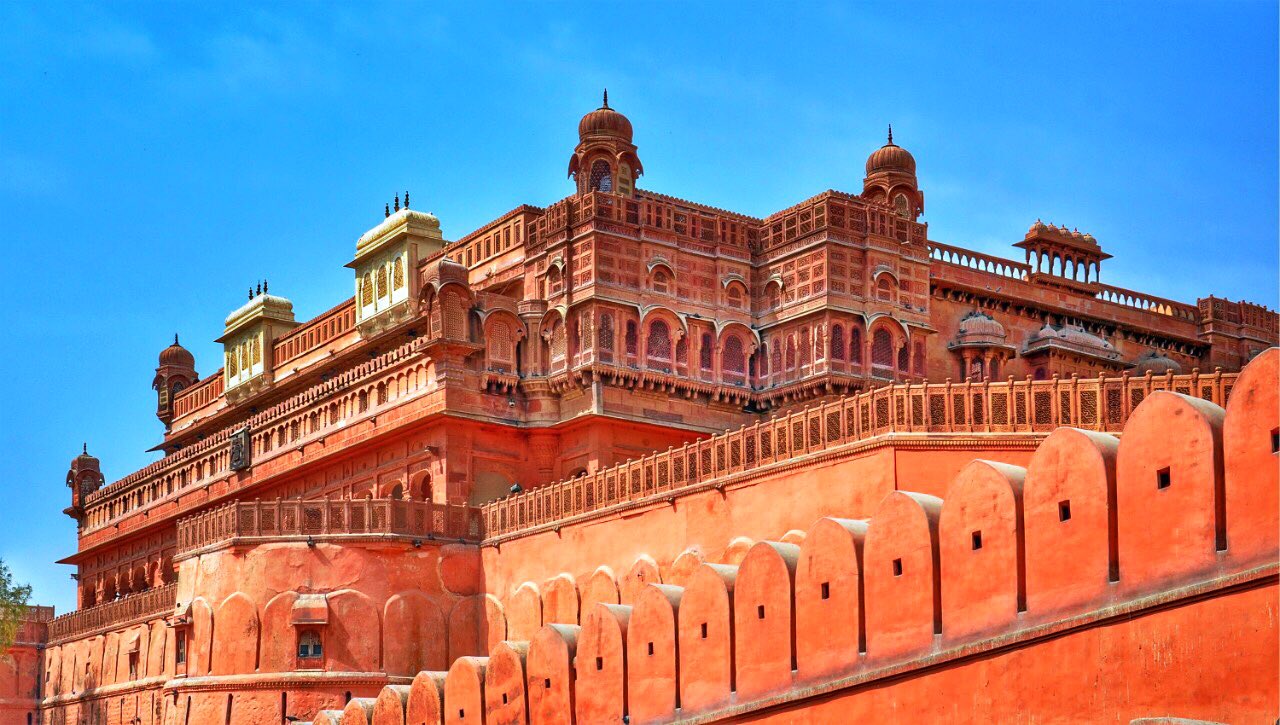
876;276;894;303
361;273;373;306
390;484;404;500
771;341;782;377
897;344;910;372
392;256;406;290
872;329;893;368
785;336;796;370
725;281;746;309
759;341;770;378
376;266;389;299
646;320;672;363
546;266;563;296
799;328;811;366
699;333;713;370
625;320;638;356
894;194;910;219
767;282;782;309
488;320;513;363
598;313;614;363
850;327;863;368
589;160;613;192
297;630;323;659
675;336;688;366
549;320;566;364
652;268;672;294
913;340;926;376
722;336;745;376
831;325;846;360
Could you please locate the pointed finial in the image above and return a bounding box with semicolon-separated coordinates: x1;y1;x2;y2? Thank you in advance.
174;333;179;345
263;279;268;294
248;287;253;300
394;193;400;212
385;203;390;218
83;442;87;455
602;88;609;108
887;124;894;145
256;281;262;296
404;190;409;209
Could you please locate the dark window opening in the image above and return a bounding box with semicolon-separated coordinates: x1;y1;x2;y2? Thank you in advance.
971;531;983;550
821;582;830;600
459;710;465;718
1271;428;1279;454
1157;466;1171;490
647;642;654;656
757;604;766;619
175;632;187;665
892;558;903;576
297;630;323;659
544;678;551;689
700;622;708;639
1058;500;1072;522
595;657;603;671
502;694;508;705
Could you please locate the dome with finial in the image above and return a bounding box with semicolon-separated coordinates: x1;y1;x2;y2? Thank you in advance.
1132;350;1183;375
956;310;1007;343
578;89;634;143
866;124;917;177
158;334;195;368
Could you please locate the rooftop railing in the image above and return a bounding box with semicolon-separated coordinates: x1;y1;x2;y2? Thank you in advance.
481;367;1238;539
47;583;176;643
177;497;483;556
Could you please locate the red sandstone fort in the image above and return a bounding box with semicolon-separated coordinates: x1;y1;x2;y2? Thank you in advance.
4;96;1278;724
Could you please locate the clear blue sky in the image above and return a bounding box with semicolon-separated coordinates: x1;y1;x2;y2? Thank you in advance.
1;2;1275;614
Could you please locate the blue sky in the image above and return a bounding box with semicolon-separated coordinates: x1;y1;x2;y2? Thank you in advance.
0;2;1275;614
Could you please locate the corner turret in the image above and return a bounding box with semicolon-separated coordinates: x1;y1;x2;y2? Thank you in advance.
64;444;104;525
153;334;198;429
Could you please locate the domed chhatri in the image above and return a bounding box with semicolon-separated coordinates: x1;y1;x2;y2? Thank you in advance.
1132;350;1183;375
158;334;195;368
865;124;917;177
954;309;1008;345
568;90;643;196
577;89;633;143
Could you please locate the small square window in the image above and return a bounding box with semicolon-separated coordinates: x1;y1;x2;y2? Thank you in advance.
892;558;903;576
971;531;983;550
1157;467;1171;490
1058;500;1072;522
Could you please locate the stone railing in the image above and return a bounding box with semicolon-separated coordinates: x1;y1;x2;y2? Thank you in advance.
48;583;176;643
1096;283;1200;322
176;498;483;556
928;241;1031;281
482;368;1238;539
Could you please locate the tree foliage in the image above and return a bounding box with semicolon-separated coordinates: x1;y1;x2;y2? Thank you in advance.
0;558;32;653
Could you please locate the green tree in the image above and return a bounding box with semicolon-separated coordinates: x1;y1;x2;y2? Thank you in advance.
0;558;32;653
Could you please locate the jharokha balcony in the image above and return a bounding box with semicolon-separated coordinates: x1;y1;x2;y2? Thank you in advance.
175;497;483;558
48;584;177;644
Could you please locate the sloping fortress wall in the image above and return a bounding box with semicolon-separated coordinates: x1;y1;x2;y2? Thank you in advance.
33;348;1277;724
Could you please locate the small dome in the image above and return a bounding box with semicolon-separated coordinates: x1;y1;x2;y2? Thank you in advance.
70;443;99;471
956;310;1007;341
866;126;916;177
578;90;633;143
1133;351;1182;375
159;334;195;368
